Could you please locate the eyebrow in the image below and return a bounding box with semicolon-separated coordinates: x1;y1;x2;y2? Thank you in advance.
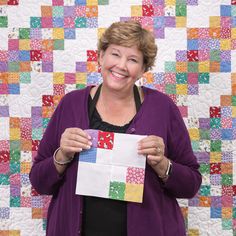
111;47;140;59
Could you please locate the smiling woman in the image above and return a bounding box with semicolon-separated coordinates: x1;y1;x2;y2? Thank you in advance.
29;20;202;236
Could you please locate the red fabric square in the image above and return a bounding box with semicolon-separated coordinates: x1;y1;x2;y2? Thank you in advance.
222;186;233;196
32;140;40;151
210;163;221;174
30;50;42;61
31;187;40;196
142;5;154;16
98;131;114;150
220;28;231;39
8;0;19;5
20;118;32;139
232;0;236;5
232;185;236;196
187;50;199;62
210;106;221;118
0;151;10;162
87;50;98;61
42;95;54;106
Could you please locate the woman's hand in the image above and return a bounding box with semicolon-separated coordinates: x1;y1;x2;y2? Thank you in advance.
138;135;169;179
59;128;92;160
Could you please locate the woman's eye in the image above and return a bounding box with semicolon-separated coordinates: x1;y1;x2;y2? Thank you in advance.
112;53;119;57
130;58;138;63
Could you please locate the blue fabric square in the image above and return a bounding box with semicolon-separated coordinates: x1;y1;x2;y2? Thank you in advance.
64;28;75;39
220;5;231;16
8;84;20;94
220;61;231;72
232;118;236;128
153;73;164;84
154;17;165;29
187;39;198;50
75;0;86;5
79;147;97;163
210;207;222;218
19;50;30;61
232;17;236;27
87;73;102;85
53;17;64;27
221;129;233;140
209;39;220;49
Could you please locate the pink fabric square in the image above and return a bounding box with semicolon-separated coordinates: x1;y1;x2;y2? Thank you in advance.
126;167;145;184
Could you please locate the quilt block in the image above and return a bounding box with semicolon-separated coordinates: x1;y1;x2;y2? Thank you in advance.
75;129;146;203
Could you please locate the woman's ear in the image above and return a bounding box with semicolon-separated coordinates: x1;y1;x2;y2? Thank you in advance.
98;50;104;65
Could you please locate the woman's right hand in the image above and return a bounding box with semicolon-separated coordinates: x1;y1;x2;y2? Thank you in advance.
59;128;92;160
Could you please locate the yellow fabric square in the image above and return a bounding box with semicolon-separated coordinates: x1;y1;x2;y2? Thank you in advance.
176;84;187;94
10;128;20;140
86;0;98;5
125;183;143;203
21;162;32;174
231;28;236;39
209;16;220;27
76;73;87;84
222;207;232;218
188;229;199;236
220;39;231;50
165;0;176;5
176;62;187;72
8;73;19;83
232;107;236;117
98;28;106;39
210;152;221;163
188;128;200;140
143;72;154;84
131;6;142;17
53;72;65;84
176;16;186;28
19;39;30;50
9;231;20;236
198;61;209;72
53;28;64;39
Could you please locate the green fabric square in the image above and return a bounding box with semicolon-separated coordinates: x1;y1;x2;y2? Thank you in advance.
32;128;43;140
222;219;232;230
165;84;176;94
233;208;236;218
231;6;236;16
19;28;30;39
0;174;9;185
176;4;187;16
76;84;86;89
8;62;19;72
200;129;210;140
221;174;233;185
198;73;209;84
30;17;42;28
188;62;198;72
10;140;20;150
43;219;47;230
232;96;236;106
210;118;221;128
165;61;176;72
199;164;210;174
191;140;199;152
200;185;210;196
109;181;125;200
98;0;109;4
53;6;64;17
54;39;64;50
20;72;31;83
176;0;186;3
210;50;220;61
10;196;20;207
43;118;50;129
10;150;20;163
176;73;187;84
0;16;8;28
75;17;87;28
10;162;20;174
210;140;221;152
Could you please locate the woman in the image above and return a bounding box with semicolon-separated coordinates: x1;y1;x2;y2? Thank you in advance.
30;21;202;236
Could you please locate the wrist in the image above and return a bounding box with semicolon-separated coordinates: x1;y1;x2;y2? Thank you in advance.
158;159;172;179
53;147;74;165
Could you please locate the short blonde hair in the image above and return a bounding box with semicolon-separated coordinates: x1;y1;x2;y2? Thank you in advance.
98;21;157;72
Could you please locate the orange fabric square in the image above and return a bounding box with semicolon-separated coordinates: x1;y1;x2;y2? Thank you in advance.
41;6;52;17
199;196;211;207
0;73;8;83
21;140;32;151
20;61;31;72
10;117;20;128
176;62;187;72
42;40;53;51
187;28;198;39
32;208;43;219
86;6;98;17
221;95;232;106
222;207;232;218
210;61;220;72
221;163;232;174
8;73;19;83
209;28;221;38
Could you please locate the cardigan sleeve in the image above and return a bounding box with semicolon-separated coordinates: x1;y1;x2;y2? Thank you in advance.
163;101;202;198
29;95;68;195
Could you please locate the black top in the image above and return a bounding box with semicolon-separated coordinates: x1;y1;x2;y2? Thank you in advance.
82;84;141;236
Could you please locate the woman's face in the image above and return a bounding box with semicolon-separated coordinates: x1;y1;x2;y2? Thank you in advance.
99;44;144;93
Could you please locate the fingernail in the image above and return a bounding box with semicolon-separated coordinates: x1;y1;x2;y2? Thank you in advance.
88;141;92;146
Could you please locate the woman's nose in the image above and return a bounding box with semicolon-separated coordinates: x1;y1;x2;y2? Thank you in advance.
117;57;127;70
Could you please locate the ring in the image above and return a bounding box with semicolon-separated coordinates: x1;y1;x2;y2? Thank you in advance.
156;147;161;155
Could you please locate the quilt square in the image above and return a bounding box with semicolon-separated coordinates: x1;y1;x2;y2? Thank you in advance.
97;130;114;150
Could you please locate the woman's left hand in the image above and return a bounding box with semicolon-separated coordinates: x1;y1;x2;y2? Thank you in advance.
138;135;169;178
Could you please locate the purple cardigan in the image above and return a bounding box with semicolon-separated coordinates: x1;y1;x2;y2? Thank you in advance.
29;86;202;236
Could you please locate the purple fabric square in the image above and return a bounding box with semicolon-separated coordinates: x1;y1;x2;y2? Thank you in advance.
0;62;8;72
30;28;42;39
199;118;210;129
0;208;10;219
154;28;164;39
76;61;87;72
210;174;221;185
0;106;9;117
165;16;175;27
10;185;20;196
85;129;98;147
176;50;187;62
64;6;75;17
220;50;231;61
153;0;164;4
194;152;209;163
188;196;199;206
211;196;222;207
210;129;221;140
8;50;19;62
32;117;42;128
198;39;209;50
31;196;43;208
221;152;233;162
188;84;198;95
187;0;198;5
31;107;42;117
42;61;53;72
